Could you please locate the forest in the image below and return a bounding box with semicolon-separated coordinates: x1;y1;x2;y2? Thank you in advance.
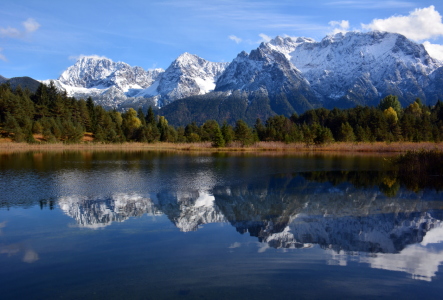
1;81;443;147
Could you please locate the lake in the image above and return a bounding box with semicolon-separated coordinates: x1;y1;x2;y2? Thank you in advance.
1;151;443;299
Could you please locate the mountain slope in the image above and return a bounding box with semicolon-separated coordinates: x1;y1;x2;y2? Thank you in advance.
151;52;229;106
215;45;319;115
1;76;41;92
49;54;228;109
269;31;442;107
44;31;443;118
46;56;163;109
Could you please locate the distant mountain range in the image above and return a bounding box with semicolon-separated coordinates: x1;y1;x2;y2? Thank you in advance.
0;76;41;92
3;31;443;125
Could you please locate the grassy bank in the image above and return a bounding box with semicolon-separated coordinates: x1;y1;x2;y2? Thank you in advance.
1;141;443;153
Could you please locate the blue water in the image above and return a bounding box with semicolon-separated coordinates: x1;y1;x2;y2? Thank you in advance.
1;151;443;299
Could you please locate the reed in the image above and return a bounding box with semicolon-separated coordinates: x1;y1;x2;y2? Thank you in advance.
1;140;443;153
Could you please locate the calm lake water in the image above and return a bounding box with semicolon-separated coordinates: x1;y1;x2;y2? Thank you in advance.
1;151;443;299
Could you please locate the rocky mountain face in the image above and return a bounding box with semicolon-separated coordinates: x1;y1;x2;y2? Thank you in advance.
215;45;319;114
58;56;162;90
56;172;443;254
58;194;161;229
152;53;229;106
271;31;442;108
45;56;163;109
47;53;228;109
45;31;443;117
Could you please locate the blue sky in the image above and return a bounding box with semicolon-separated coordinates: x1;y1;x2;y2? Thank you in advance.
1;0;443;80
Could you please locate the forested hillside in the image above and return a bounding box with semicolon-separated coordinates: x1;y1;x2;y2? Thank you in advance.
1;82;443;146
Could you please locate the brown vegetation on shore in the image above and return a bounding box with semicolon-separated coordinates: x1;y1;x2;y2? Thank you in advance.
1;140;443;153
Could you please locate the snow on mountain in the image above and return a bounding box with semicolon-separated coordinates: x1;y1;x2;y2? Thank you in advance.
156;190;227;232
58;56;162;90
58;193;160;229
44;31;443;112
267;31;443;106
44;56;163;109
145;52;229;106
47;54;228;108
215;45;310;94
214;43;319;114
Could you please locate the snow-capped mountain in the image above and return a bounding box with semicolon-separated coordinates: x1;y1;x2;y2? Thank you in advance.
214;41;320;114
58;56;162;90
58;193;161;229
155;190;227;232
45;31;443;114
266;31;443;107
145;52;229;106
160;31;443;123
44;56;163;109
48;53;228;109
211;171;443;253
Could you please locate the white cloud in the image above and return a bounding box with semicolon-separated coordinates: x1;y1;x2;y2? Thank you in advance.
69;54;110;61
229;34;273;45
329;20;350;35
361;5;443;41
0;18;40;38
0;27;21;38
22;249;39;263
228;35;242;44
258;33;272;43
423;41;443;61
0;48;7;62
229;242;242;248
23;18;40;33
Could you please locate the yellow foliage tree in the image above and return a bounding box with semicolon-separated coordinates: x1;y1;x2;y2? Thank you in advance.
123;108;141;140
405;101;422;118
384;107;398;124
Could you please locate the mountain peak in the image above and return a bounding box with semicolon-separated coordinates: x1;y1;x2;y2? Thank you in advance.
155;53;229;105
174;52;203;65
48;30;443;115
266;36;315;58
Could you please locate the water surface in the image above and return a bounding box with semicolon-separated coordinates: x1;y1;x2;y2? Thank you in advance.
1;151;443;299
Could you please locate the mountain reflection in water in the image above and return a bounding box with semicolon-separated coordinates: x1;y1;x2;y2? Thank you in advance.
53;171;443;281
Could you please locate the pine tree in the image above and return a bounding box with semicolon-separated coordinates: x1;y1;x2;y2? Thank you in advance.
137;108;147;127
337;122;356;142
145;106;156;126
234;119;253;146
221;121;234;145
378;95;402;116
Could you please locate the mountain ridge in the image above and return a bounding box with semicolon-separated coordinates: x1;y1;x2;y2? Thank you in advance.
34;31;443;121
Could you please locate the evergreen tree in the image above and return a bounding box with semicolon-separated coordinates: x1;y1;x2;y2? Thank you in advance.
234;119;253;146
200;120;220;142
145;106;156;126
221;121;234;145
378;95;402;116
137;108;147;126
211;125;225;148
254;118;266;141
337;122;356;142
4;113;24;142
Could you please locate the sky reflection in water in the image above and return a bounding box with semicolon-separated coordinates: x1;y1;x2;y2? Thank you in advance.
1;151;443;299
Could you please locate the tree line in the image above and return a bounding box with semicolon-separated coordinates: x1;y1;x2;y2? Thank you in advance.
1;82;443;146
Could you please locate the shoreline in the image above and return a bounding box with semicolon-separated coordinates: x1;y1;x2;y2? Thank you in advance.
1;141;442;153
